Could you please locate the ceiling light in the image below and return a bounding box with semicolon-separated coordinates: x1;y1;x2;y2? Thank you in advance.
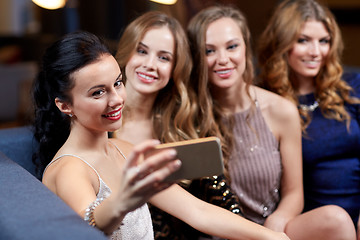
32;0;66;10
150;0;177;5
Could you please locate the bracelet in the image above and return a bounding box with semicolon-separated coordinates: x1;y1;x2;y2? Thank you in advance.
84;197;104;227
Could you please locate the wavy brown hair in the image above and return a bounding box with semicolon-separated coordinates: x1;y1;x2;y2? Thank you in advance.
257;0;360;132
115;11;198;143
187;6;255;180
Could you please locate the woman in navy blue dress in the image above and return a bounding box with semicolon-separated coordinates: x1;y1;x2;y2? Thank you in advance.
299;71;360;225
257;0;359;238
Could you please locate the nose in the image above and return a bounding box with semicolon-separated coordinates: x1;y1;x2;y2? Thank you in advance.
217;49;229;65
109;88;125;108
309;42;320;57
143;54;156;70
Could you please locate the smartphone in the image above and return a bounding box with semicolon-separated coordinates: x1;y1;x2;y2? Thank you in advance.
155;137;224;181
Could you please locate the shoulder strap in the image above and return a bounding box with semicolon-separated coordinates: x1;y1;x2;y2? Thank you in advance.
109;141;127;160
43;154;102;180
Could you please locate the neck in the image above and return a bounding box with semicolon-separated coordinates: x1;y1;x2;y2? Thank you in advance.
293;74;316;95
66;122;110;155
213;82;252;113
115;85;156;144
124;86;156;121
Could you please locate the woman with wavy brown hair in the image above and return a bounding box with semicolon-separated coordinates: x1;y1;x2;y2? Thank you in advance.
257;0;360;237
188;4;356;239
113;11;291;240
114;11;198;145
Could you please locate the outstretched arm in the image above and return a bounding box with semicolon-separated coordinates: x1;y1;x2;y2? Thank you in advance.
150;184;290;240
44;139;181;235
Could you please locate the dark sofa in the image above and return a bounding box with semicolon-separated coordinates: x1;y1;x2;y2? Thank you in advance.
0;126;108;239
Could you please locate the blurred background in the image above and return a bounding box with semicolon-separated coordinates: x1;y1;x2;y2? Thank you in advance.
0;0;359;129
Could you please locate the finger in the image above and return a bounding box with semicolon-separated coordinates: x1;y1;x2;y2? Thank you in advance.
119;160;181;209
130;148;178;182
124;139;161;169
133;159;181;193
142;148;178;172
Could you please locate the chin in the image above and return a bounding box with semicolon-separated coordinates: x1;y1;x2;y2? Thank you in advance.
297;68;320;77
303;71;320;78
212;79;236;89
107;123;122;133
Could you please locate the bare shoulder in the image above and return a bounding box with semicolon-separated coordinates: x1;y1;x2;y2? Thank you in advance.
42;155;97;192
43;155;89;179
254;86;299;122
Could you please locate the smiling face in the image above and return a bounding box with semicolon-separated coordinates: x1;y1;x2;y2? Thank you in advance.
64;54;126;133
287;20;330;82
205;17;246;89
125;26;175;96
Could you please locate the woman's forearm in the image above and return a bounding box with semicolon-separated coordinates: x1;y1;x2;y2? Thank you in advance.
150;184;289;240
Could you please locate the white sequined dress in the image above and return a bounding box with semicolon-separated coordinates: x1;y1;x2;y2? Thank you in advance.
45;153;154;240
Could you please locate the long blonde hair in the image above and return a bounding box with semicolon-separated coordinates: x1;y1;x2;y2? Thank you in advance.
257;0;359;132
187;6;255;180
115;11;198;143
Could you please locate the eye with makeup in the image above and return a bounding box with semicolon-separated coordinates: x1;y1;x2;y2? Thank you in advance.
319;37;330;45
114;79;124;89
158;53;172;62
90;77;123;98
91;88;105;98
205;47;215;55
227;43;239;51
297;37;308;44
296;36;330;45
136;46;147;55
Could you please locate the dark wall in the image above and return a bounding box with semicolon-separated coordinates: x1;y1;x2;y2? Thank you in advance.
2;0;360;66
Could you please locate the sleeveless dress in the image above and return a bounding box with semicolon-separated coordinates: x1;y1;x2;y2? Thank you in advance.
44;143;154;239
300;72;360;228
228;101;282;225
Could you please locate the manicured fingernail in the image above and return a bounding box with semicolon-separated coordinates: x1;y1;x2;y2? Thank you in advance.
174;159;182;167
169;149;177;157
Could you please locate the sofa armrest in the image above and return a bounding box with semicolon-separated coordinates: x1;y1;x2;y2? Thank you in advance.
0;152;107;240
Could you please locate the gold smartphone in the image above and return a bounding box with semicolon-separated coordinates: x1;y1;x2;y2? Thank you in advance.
155;137;224;181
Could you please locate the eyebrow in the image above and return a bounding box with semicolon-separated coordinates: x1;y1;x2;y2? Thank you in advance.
139;42;148;48
138;42;174;56
299;34;330;39
87;73;122;92
206;38;242;46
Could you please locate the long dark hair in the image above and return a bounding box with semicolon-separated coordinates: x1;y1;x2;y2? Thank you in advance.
32;31;111;178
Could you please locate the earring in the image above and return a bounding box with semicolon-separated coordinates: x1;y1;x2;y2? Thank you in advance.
69;114;73;118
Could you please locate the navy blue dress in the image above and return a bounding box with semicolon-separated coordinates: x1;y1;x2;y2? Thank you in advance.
300;72;360;228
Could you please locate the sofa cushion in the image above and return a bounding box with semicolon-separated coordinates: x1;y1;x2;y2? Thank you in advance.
0;126;38;177
0;152;107;239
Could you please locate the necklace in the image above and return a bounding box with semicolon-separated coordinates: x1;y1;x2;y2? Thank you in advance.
298;100;319;112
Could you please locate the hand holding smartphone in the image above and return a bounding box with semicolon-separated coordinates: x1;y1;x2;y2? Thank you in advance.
155;137;224;181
